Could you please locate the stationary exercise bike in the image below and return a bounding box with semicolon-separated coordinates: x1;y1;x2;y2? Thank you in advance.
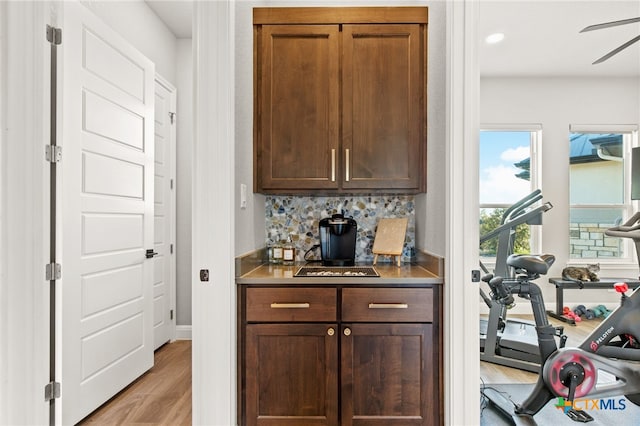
482;243;640;424
480;190;560;372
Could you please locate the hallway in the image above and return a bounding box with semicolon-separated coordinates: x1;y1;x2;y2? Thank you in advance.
79;340;191;425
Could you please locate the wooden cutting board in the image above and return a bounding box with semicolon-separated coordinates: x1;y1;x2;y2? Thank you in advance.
372;218;408;266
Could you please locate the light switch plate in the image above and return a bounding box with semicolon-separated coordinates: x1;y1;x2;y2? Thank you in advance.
240;183;247;209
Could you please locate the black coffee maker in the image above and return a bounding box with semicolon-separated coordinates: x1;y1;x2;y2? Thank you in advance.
319;213;357;266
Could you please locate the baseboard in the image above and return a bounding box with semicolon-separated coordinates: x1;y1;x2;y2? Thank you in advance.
175;325;192;340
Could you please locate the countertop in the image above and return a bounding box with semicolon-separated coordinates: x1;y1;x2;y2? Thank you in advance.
236;262;443;285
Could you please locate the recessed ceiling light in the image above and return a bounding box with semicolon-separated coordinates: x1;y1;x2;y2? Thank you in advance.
485;33;505;44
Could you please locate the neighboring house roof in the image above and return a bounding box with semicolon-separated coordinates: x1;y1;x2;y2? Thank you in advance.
569;133;622;164
514;158;530;180
514;133;623;180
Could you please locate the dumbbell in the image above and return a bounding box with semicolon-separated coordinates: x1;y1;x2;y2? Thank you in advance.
574;305;595;320
563;306;582;322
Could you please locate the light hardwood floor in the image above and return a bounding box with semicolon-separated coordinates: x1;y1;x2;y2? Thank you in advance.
75;315;604;422
79;340;191;425
481;314;605;384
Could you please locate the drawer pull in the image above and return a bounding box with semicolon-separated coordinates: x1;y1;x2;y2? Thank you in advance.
270;302;310;309
368;303;409;309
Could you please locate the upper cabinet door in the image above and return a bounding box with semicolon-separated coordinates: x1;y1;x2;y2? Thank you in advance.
342;24;425;192
256;24;340;191
253;7;428;194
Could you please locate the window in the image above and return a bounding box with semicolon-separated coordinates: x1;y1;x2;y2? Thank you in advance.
479;126;542;264
568;125;638;261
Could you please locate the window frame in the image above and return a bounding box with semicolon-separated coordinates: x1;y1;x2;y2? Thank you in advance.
479;124;543;265
568;124;639;266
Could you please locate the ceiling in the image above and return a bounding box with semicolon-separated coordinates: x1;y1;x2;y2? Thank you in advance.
144;0;192;38
145;0;640;77
479;0;640;77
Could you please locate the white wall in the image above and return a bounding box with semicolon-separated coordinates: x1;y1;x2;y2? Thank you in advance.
176;38;193;326
481;76;640;305
233;0;448;258
234;0;265;256
418;1;447;257
80;0;178;84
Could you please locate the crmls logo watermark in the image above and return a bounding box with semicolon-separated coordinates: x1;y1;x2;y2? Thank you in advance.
555;397;627;413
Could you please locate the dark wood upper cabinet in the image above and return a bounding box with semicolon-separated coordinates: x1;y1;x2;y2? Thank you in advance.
342;24;424;191
256;24;340;191
254;7;428;194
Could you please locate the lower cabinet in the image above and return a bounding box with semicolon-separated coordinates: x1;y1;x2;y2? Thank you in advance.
238;285;442;426
245;323;339;425
341;323;434;425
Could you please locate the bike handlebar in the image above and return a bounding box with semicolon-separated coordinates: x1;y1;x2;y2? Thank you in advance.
605;211;640;240
499;189;542;225
480;201;553;244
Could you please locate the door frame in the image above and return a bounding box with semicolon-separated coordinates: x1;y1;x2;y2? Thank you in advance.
192;2;236;424
0;1;51;424
192;1;480;425
154;73;177;344
444;1;481;425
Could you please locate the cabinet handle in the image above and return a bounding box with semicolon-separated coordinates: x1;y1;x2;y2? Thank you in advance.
345;149;350;182
327;328;335;336
343;327;351;336
270;302;310;309
331;149;336;182
368;303;409;309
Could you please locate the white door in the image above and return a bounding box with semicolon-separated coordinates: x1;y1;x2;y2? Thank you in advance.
153;76;176;349
59;2;155;424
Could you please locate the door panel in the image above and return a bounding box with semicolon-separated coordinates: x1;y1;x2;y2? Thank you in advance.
341;323;435;426
153;77;176;349
257;24;340;190
342;24;423;190
82;152;144;197
81;264;143;316
60;2;155;424
246;323;339;426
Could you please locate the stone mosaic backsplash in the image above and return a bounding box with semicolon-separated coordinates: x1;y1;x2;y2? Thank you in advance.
265;195;415;263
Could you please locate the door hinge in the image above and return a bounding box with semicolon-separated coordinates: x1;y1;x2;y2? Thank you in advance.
44;381;60;402
45;145;62;163
170;179;174;190
170;309;174;320
169;112;176;124
46;25;62;45
170;243;174;254
45;263;61;281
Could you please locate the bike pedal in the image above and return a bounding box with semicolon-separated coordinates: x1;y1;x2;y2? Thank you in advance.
559;334;568;348
566;408;593;423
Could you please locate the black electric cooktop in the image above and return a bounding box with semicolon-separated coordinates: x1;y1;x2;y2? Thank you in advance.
294;266;380;277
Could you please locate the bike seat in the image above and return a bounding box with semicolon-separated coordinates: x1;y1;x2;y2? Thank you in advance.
507;254;555;275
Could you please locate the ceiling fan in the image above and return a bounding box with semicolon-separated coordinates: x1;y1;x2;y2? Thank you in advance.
580;16;640;64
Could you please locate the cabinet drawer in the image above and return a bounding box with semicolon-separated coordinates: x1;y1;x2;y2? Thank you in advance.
246;287;337;322
342;288;433;322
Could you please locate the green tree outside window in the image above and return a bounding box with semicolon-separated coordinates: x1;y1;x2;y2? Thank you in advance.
480;208;531;256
